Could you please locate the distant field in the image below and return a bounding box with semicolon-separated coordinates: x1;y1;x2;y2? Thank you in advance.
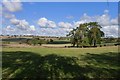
2;46;119;79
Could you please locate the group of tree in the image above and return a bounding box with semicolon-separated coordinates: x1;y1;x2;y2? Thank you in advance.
26;38;48;46
24;37;57;46
67;22;104;47
103;37;119;43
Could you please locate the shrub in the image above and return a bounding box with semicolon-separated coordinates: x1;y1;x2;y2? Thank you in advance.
50;39;53;42
26;38;47;46
3;41;10;44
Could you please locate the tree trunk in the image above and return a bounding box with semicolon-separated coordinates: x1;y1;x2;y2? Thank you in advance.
77;43;79;47
73;42;75;47
93;40;96;46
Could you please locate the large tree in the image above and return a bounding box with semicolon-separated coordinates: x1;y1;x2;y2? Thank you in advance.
67;22;104;47
67;28;77;47
76;23;89;47
88;22;104;46
67;23;88;47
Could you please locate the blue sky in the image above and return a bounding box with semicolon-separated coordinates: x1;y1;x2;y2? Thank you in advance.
15;2;117;23
2;2;118;37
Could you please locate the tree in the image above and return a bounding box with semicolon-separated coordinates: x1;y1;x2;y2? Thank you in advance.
67;28;77;47
67;23;89;47
26;38;47;46
67;22;104;47
88;22;104;46
77;23;89;46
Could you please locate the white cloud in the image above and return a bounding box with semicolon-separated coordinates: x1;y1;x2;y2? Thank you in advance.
101;25;118;37
38;17;47;26
6;25;15;31
38;17;56;28
47;21;56;28
30;25;35;31
10;18;36;32
2;0;22;12
80;13;93;22
111;18;118;25
58;22;72;28
73;21;86;28
10;18;19;25
39;28;69;36
96;14;110;26
16;19;29;30
73;13;94;28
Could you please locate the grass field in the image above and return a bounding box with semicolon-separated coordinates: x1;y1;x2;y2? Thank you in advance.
2;46;120;79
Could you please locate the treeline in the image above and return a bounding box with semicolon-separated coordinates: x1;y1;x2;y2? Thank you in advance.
23;38;54;46
104;37;120;43
1;34;66;39
22;38;70;45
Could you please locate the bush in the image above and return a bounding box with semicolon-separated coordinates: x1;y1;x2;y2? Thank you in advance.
114;43;120;46
26;38;47;46
3;41;10;44
19;42;22;44
50;39;53;42
104;44;106;46
100;45;102;47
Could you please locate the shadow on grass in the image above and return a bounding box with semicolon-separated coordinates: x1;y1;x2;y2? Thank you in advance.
2;51;120;79
47;41;70;44
80;52;120;78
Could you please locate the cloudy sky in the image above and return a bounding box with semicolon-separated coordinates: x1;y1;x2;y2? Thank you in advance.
1;1;118;37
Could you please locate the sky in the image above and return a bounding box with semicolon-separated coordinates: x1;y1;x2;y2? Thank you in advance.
1;0;119;37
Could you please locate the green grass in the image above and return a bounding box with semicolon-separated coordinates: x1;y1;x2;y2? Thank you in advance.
2;46;120;79
2;46;118;57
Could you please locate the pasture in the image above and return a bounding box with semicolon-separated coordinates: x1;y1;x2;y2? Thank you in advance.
2;46;119;79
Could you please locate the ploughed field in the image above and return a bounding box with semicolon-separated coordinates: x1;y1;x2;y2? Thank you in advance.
2;46;119;79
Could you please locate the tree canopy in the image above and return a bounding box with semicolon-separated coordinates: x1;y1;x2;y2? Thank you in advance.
67;22;104;47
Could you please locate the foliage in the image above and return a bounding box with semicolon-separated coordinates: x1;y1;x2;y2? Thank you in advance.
26;38;47;46
2;41;10;44
50;39;53;42
67;22;104;47
104;37;118;43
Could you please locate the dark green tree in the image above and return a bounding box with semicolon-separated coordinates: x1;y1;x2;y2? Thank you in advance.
88;22;104;46
67;28;77;47
67;22;104;47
